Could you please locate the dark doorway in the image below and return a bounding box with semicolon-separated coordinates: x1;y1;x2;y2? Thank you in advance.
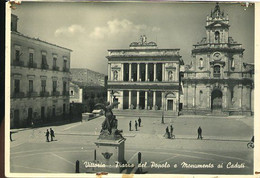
139;91;145;109
211;90;223;111
41;106;45;122
28;108;33;126
113;97;118;109
167;100;173;111
14;109;19;128
123;91;129;109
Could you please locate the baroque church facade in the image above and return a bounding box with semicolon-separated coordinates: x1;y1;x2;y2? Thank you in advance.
182;3;254;116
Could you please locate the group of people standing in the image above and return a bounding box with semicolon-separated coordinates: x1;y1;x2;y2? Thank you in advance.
165;125;174;139
164;125;203;140
45;128;55;142
129;117;142;131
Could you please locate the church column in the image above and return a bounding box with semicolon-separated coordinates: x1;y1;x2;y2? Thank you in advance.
137;63;140;81
161;92;165;111
137;91;140;110
162;63;165;81
154;63;157;81
246;85;251;111
192;84;196;107
207;85;211;109
145;91;148;109
153;91;156;110
128;90;132;109
223;85;228;109
145;63;148;81
129;63;132;81
121;63;124;81
107;90;111;103
108;63;111;81
183;83;188;108
238;84;243;109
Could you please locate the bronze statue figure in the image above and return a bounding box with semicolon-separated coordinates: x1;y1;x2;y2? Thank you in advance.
94;101;124;140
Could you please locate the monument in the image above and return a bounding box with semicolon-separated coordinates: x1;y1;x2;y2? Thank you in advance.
91;101;126;173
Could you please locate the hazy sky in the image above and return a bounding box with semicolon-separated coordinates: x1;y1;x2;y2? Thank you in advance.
12;2;254;74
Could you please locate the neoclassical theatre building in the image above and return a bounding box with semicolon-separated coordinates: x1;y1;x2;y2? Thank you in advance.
106;36;183;115
182;3;254;116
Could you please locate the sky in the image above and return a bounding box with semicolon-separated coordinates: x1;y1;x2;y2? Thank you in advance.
12;2;254;75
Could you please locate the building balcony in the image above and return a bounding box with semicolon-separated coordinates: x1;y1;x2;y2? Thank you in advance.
63;67;70;72
27;91;38;97
40;91;50;97
52;91;60;96
28;62;37;68
12;92;25;98
213;73;221;78
12;60;24;67
62;91;69;96
41;64;49;70
53;66;60;71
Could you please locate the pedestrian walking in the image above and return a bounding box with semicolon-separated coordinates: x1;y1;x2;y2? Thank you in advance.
46;129;50;142
197;126;202;139
138;117;142;127
50;128;55;141
135;120;138;131
170;125;174;138
166;126;170;139
129;121;132;131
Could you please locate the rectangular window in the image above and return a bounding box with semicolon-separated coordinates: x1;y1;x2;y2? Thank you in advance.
29;80;33;92
63;60;67;69
29;53;33;64
53;81;57;92
53;57;57;67
41;80;46;92
15;50;20;61
63;81;67;92
42;54;47;65
14;79;20;93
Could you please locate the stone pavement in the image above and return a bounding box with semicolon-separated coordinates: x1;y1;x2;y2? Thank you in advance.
9;115;254;174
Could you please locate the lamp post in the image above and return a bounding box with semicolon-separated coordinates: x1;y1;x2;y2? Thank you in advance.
161;91;165;124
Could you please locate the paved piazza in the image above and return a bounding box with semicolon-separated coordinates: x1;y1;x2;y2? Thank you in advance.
10;115;254;174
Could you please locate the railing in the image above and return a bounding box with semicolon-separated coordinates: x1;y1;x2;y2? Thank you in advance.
41;64;49;70
12;60;24;67
27;91;38;97
213;73;220;78
40;91;50;97
13;92;25;98
53;66;60;71
28;62;37;68
52;91;60;96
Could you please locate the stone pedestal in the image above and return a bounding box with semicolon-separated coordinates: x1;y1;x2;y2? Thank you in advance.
93;138;126;173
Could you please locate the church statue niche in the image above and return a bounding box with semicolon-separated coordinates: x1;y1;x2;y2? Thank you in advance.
113;70;118;81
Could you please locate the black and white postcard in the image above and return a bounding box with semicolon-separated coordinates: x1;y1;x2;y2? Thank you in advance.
5;1;259;177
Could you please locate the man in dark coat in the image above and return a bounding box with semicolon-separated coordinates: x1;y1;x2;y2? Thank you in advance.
129;121;132;131
50;128;55;141
166;126;170;139
197;126;202;139
135;120;138;131
138;117;141;127
46;129;50;142
170;125;174;138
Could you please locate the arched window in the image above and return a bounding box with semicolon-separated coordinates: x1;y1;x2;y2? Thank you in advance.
199;90;203;102
231;58;235;69
70;90;74;96
199;58;203;68
213;65;221;78
215;31;220;43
